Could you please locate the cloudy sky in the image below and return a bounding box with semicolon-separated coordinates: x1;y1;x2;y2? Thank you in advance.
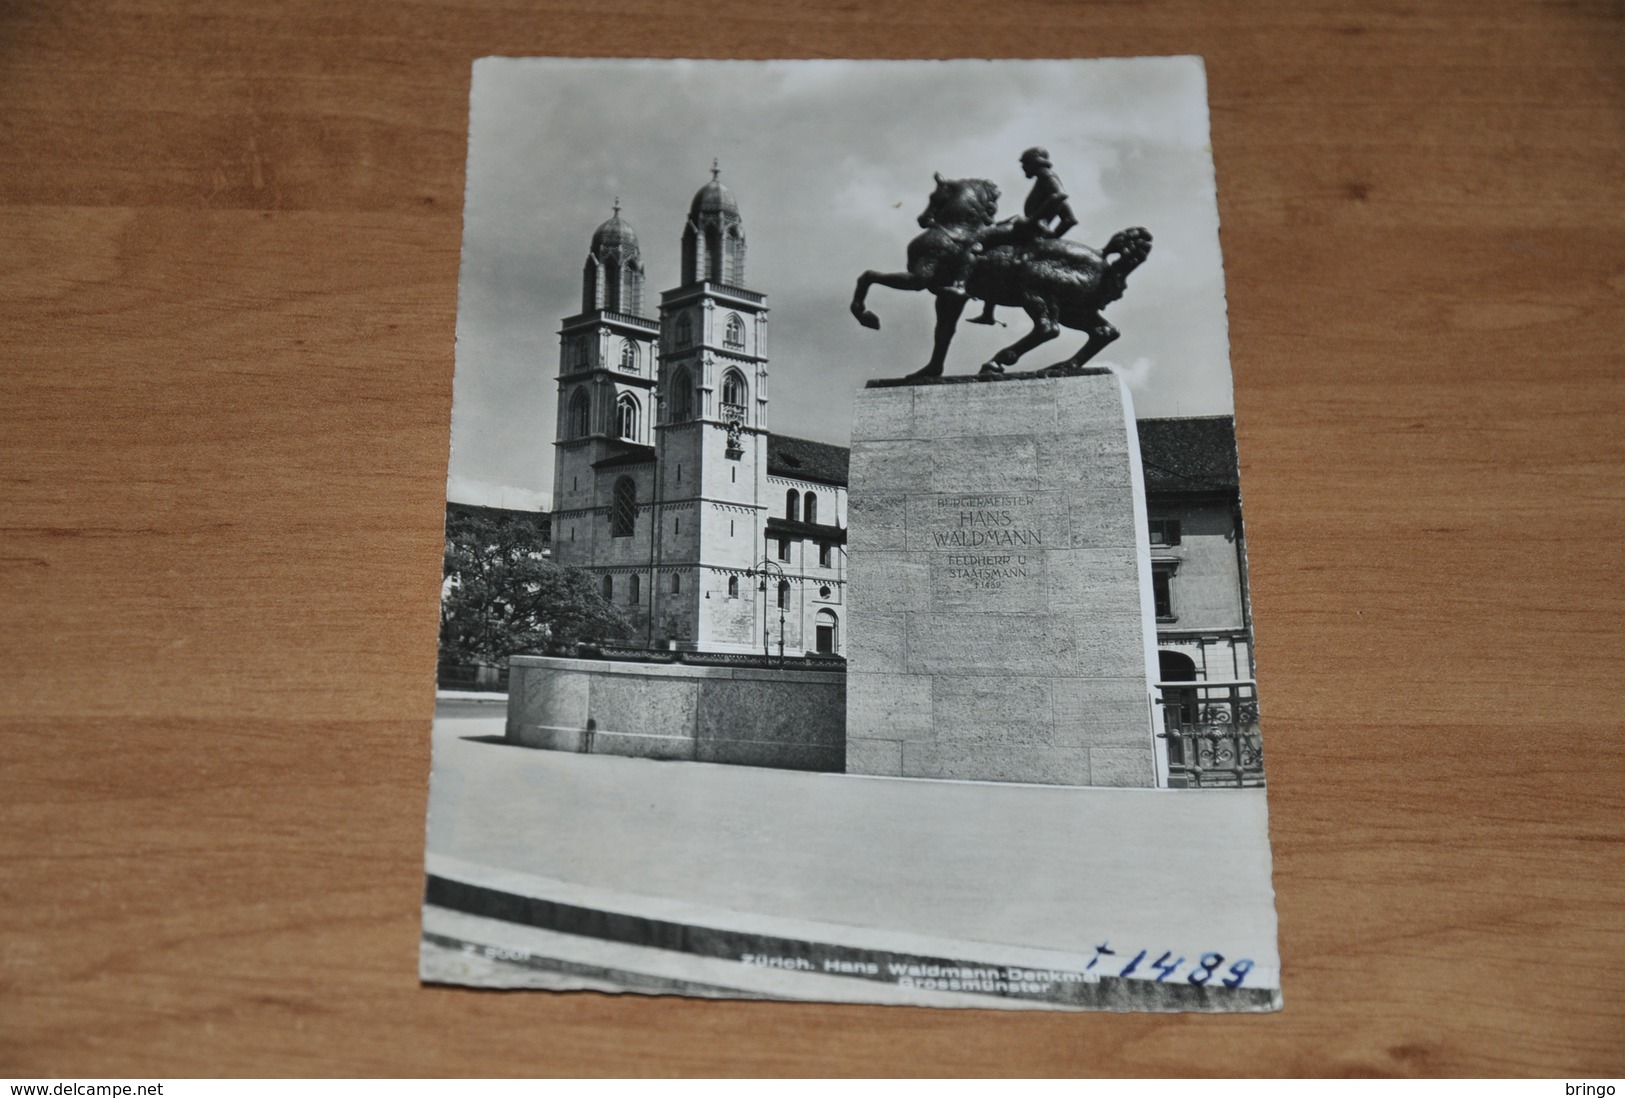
449;57;1234;510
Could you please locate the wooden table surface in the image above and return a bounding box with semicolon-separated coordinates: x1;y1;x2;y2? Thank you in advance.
3;0;1621;1078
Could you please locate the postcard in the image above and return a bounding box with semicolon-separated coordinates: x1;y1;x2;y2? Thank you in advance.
423;56;1279;1011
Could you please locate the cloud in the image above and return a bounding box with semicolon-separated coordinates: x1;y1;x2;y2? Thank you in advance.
449;57;1234;503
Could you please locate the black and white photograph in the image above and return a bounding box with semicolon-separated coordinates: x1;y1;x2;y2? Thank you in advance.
423;55;1280;1012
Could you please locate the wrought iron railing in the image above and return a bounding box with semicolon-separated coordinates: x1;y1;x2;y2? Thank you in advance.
1156;679;1265;788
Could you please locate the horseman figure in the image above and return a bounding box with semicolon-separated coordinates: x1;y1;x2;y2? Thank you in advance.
850;153;1152;379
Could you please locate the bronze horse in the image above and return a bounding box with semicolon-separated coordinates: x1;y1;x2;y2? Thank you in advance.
850;174;1151;378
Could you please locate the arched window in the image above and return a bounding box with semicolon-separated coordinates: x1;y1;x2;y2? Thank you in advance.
1159;651;1198;682
568;388;591;438
1159;650;1200;733
777;579;790;610
724;314;745;349
615;393;640;440
601;574;614;601
815;609;839;655
582;257;600;313
785;489;799;520
803;493;818;524
669;367;693;420
726;226;745;284
611;477;636;538
619;341;638;373
628;574;640;604
625;260;644;315
671;573;682;594
721;369;747;409
706;228;723;282
675;314;693;347
727;576;739;598
604;260;621;311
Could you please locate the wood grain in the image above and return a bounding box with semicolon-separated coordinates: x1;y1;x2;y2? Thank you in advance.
2;0;1621;1077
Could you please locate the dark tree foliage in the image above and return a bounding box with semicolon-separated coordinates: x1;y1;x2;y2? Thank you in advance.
439;507;629;666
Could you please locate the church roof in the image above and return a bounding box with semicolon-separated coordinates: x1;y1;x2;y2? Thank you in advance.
590;207;640;256
689;171;740;220
1136;416;1239;496
444;502;550;544
767;434;849;487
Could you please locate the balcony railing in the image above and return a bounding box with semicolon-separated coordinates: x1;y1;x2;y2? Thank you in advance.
661;281;765;305
600;309;658;328
1156;679;1265;788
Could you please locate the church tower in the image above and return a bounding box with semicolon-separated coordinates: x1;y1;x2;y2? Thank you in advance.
648;163;773;651
550;201;661;632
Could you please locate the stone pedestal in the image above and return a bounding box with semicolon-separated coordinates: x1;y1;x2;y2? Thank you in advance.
844;368;1164;787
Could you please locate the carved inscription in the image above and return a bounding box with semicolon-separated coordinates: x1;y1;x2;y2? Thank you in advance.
931;494;1044;549
944;552;1033;589
930;495;1046;600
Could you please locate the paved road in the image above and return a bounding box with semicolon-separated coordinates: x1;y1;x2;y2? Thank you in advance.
424;715;1280;978
434;697;508;721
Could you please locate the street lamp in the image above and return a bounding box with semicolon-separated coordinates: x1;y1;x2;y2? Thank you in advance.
747;559;786;668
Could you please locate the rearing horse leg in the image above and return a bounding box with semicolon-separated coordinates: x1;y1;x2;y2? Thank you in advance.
980;295;1060;375
908;291;967;379
1051;314;1120;370
851;269;931;330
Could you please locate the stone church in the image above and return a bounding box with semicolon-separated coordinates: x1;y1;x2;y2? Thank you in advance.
548;168;851;657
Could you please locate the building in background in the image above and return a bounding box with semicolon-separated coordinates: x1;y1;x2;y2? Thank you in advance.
1136;416;1253;684
547;168;849;657
1135;415;1261;787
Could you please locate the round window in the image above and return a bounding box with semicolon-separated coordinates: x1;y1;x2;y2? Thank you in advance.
819;585;832;599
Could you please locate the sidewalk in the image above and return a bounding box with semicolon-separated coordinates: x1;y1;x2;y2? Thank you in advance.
424;715;1280;1000
434;689;508;703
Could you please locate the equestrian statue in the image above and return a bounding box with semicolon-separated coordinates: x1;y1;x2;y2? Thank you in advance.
850;147;1152;379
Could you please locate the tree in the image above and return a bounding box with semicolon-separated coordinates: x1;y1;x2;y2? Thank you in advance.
439;507;630;667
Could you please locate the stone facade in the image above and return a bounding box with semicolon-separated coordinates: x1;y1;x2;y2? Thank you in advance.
844;371;1164;787
507;655;846;773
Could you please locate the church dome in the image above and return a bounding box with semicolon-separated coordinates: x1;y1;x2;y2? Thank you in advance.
582;200;647;315
680;162;747;287
689;163;740;220
590;204;640;257
689;179;739;218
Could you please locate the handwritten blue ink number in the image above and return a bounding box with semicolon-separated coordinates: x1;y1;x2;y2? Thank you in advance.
1151;952;1184;982
1222;959;1254;988
1118;949;1255;989
1188;953;1224;985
